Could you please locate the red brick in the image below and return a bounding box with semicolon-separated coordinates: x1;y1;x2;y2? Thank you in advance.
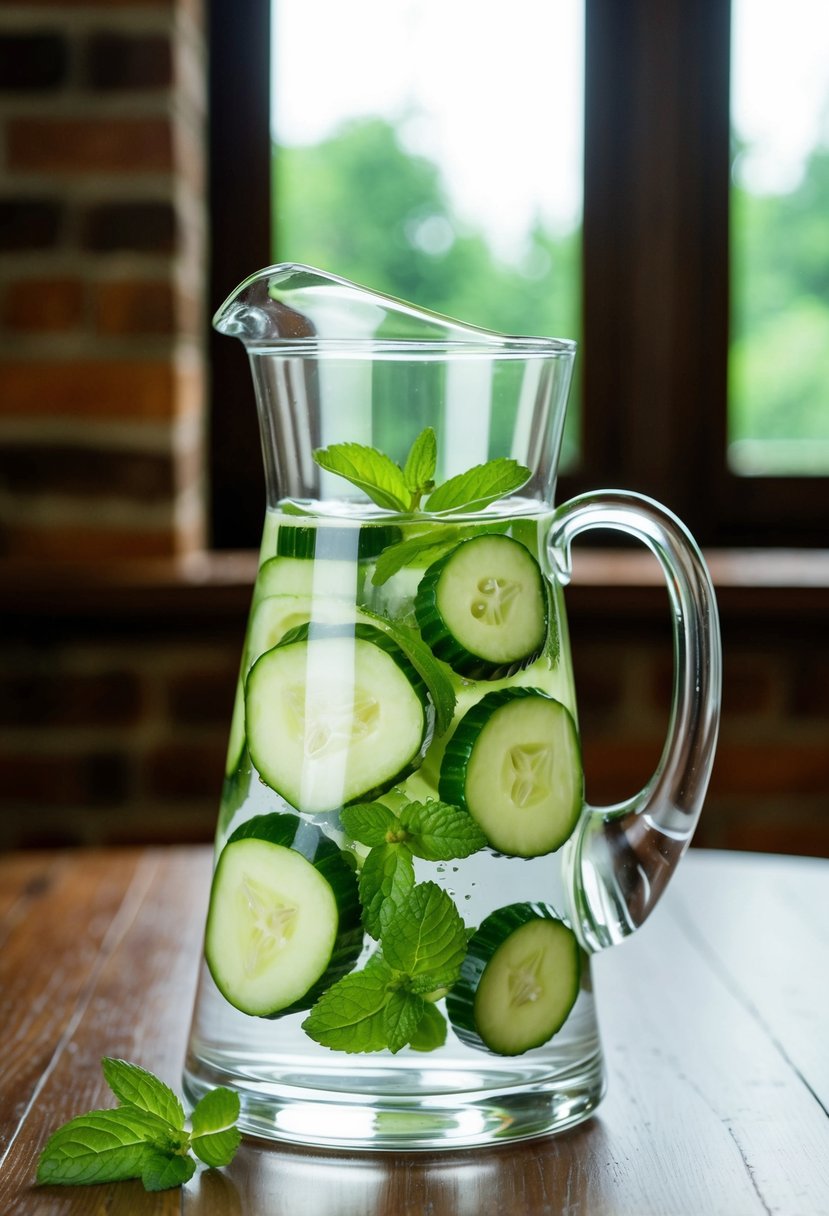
81;200;176;253
790;655;829;718
720;809;829;859
146;740;225;800
0;360;196;421
580;738;664;805
710;742;829;797
0;443;175;500
94;279;176;335
0;199;63;250
2;277;84;332
0;522;178;561
0;670;142;727
84;32;172;90
0;751;130;808
166;668;238;726
7;117;172;173
0;33;68;90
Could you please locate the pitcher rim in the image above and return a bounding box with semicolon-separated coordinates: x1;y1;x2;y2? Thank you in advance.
212;262;578;358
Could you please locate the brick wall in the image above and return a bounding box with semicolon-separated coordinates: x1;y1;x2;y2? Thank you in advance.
0;0;207;559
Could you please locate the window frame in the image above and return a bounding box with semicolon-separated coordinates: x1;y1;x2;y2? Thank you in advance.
208;0;829;549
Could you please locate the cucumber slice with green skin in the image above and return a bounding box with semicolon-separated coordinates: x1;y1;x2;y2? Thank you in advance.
415;534;548;679
276;523;403;561
205;813;362;1018
446;903;581;1055
256;555;358;601
245;623;432;814
439;688;583;857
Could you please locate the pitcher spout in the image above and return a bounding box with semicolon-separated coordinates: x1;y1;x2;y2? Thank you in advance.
212;263;559;349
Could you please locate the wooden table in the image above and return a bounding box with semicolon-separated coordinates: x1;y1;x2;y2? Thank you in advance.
1;846;827;1215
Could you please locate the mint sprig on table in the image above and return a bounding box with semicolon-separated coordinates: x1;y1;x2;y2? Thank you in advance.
36;1058;240;1192
313;426;531;515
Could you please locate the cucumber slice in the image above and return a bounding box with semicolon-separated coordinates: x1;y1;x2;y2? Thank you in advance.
446;903;580;1055
439;688;582;857
256;555;357;601
205;813;362;1018
246;595;361;668
415;534;547;679
276;523;402;561
245;623;432;814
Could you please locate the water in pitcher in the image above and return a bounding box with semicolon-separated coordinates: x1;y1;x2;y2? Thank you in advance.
184;498;604;1149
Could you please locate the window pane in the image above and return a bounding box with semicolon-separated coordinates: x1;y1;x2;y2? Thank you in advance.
271;0;584;467
729;0;829;475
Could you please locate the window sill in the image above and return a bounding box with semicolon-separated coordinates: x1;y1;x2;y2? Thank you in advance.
2;549;828;628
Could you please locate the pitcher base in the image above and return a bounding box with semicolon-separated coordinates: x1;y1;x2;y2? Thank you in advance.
182;1051;605;1151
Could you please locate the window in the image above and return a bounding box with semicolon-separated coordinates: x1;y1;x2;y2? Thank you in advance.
209;0;829;549
729;0;829;477
271;1;584;471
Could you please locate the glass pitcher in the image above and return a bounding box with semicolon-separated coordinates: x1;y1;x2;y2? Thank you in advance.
183;265;721;1150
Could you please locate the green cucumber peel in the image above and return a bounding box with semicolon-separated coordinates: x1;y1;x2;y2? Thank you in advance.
313;426;530;516
302;882;468;1055
36;1058;241;1192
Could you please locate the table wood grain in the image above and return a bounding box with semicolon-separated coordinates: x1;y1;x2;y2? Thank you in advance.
0;847;827;1215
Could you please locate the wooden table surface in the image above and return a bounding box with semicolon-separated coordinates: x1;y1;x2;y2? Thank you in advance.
0;846;827;1215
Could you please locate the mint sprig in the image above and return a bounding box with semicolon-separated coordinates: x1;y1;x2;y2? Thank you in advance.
313;426;531;515
343;798;486;865
344;797;484;942
36;1058;241;1192
302;882;468;1055
425;457;531;514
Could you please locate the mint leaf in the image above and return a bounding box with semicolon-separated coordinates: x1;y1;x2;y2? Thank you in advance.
360;609;456;735
36;1060;241;1192
381;882;468;983
425;458;531;514
36;1108;173;1187
142;1152;196;1192
403;427;437;500
313;442;410;511
190;1088;242;1168
370;521;510;586
101;1058;185;1129
359;843;415;939
408;1001;448;1052
341;801;400;847
370;524;462;586
384;990;428;1054
302;958;396;1052
400;800;487;861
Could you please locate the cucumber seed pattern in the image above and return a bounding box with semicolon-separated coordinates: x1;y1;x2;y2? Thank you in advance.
284;685;381;760
507;948;546;1006
470;576;521;625
504;743;554;808
238;875;298;978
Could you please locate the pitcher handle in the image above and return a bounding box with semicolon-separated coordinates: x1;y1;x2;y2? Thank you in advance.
547;490;722;952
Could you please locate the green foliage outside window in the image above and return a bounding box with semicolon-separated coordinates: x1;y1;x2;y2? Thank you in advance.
273;116;829;477
272;117;581;469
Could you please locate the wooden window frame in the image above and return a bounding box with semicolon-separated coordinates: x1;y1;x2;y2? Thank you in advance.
208;0;829;550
